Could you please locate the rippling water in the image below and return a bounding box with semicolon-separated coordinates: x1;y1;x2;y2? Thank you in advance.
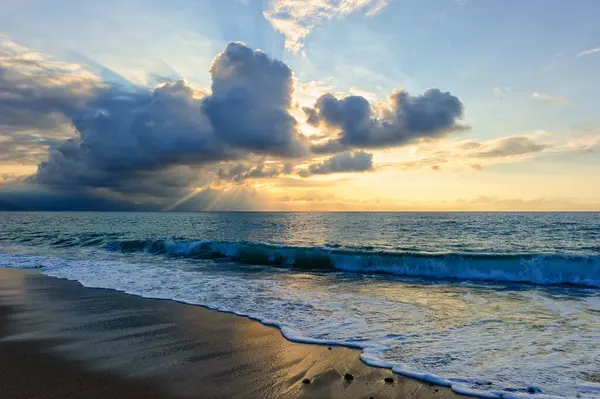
1;212;599;398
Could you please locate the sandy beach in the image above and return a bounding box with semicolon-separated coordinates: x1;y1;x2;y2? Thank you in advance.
0;268;465;399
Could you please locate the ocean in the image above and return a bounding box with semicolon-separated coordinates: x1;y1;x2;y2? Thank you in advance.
0;212;598;398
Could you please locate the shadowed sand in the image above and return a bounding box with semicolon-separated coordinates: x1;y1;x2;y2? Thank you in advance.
0;268;465;399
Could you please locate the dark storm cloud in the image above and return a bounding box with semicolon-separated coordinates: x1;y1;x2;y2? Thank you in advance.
300;151;373;176
0;185;152;211
1;39;469;210
203;42;308;157
31;80;228;196
4;42;309;198
0;183;265;212
306;89;464;153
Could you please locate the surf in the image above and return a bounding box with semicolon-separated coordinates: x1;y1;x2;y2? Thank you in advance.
100;237;600;287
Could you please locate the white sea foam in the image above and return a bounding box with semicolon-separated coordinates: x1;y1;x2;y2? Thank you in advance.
1;246;598;399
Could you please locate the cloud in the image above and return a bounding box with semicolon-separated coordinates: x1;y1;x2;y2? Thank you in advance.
366;0;391;16
300;150;373;176
576;47;600;57
0;42;309;200
467;195;599;211
0;131;67;164
264;0;390;53
531;92;567;103
0;38;99;166
492;87;506;99
392;157;448;171
271;176;352;188
559;135;600;153
469;136;547;158
31;80;223;197
0;183;150;211
204;42;308;157
389;135;550;171
0;182;268;212
0;173;18;183
0;38;102;131
387;128;600;173
216;162;291;182
306;88;464;153
0;39;468;210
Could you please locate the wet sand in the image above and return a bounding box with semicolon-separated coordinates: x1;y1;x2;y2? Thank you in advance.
0;268;465;399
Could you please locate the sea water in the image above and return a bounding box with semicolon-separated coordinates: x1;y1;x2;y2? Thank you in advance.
0;212;598;398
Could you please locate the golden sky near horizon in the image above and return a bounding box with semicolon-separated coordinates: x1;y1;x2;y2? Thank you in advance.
1;0;600;211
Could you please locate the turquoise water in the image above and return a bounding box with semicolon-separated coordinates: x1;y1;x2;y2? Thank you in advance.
1;212;599;398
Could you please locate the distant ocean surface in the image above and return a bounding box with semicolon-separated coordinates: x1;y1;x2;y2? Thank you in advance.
1;212;598;398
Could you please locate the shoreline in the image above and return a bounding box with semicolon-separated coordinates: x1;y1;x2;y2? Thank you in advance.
0;267;465;399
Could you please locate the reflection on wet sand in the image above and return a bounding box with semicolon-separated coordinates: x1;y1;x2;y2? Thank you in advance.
0;268;463;398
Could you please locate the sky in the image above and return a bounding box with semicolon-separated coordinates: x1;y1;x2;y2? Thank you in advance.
0;0;599;211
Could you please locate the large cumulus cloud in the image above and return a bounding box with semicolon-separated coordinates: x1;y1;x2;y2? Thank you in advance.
0;39;467;210
204;42;307;157
27;42;309;198
33;81;225;194
306;89;464;153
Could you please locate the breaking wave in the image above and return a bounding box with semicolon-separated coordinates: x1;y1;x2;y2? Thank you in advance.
26;235;600;287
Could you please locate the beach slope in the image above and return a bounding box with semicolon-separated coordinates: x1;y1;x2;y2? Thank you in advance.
0;268;464;399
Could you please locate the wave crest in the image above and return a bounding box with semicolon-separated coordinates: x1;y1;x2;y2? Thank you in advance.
96;238;600;287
